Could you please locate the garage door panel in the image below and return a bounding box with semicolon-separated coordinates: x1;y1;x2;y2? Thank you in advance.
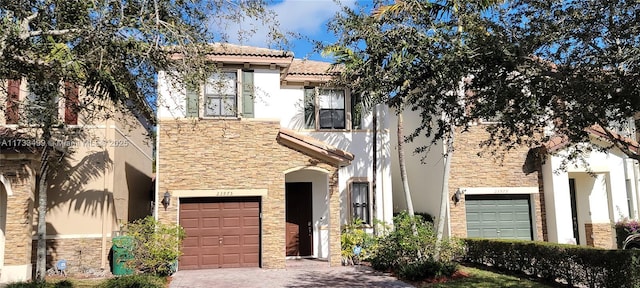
244;235;260;245
202;217;220;226
223;217;241;227
224;236;240;245
179;197;260;270
223;202;241;209
180;218;199;228
244;216;259;226
201;236;220;246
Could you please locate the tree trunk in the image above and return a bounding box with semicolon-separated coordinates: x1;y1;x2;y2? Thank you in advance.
397;112;414;216
36;143;50;281
435;125;454;260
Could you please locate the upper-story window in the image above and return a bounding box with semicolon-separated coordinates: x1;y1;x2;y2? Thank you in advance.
204;72;237;117
4;79;78;125
304;87;349;130
185;70;254;119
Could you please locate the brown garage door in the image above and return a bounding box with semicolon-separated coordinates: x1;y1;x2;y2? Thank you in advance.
179;197;260;269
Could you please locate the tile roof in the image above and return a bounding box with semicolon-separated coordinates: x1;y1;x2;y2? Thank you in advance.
276;128;353;166
205;43;293;58
288;59;342;76
543;125;639;154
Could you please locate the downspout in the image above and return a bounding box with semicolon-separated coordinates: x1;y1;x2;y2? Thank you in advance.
372;104;378;235
634;159;640;219
101;121;109;269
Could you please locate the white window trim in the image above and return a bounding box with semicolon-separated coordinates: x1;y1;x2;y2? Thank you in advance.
200;69;242;119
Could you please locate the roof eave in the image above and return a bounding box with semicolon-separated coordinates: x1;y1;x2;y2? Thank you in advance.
276;129;353;167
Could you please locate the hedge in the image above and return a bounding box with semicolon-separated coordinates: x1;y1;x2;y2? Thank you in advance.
464;238;640;288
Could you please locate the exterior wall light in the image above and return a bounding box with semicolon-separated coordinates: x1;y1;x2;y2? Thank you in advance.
161;191;171;210
453;189;465;205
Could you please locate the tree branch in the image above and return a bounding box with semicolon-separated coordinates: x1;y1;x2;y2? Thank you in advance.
20;29;82;40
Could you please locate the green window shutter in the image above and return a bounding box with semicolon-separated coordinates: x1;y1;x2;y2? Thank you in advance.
185;87;199;117
242;71;254;118
304;88;316;129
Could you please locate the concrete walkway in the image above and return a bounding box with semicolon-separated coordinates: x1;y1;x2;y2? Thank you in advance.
169;264;414;288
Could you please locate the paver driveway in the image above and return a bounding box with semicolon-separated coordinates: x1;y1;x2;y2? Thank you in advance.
169;265;414;288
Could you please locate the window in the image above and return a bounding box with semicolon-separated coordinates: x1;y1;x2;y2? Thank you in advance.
185;70;254;118
204;72;237;117
351;182;370;224
304;87;346;130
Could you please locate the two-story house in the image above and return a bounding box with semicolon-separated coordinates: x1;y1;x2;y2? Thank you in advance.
156;44;393;270
392;108;640;249
0;79;154;282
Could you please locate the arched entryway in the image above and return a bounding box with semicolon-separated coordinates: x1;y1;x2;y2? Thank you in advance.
285;167;330;259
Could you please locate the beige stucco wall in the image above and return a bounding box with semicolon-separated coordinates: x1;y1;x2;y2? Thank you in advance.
1;80;153;277
157;119;343;269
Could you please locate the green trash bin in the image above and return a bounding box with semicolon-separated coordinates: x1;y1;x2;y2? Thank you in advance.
112;235;134;275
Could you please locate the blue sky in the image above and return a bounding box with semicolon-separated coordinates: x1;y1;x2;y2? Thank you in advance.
223;0;366;61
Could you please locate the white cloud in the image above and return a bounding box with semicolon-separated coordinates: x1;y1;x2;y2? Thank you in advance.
272;0;355;35
215;0;357;48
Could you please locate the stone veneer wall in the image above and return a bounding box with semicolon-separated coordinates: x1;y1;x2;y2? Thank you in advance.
0;157;36;281
157;119;342;268
30;238;111;275
585;223;614;249
449;125;542;239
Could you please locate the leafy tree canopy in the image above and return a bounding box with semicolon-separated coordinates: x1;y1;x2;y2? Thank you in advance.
0;0;283;281
0;0;281;117
325;0;640;162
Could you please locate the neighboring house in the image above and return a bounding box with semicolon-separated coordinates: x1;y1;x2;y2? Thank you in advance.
156;44;393;270
0;80;154;282
392;109;639;249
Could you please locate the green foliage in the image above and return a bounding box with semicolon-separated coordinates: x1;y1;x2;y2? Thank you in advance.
464;238;640;288
326;0;640;164
2;0;286;281
6;280;73;288
98;275;166;288
341;219;375;264
6;282;48;288
125;216;185;276
368;211;464;280
397;259;459;281
615;218;640;248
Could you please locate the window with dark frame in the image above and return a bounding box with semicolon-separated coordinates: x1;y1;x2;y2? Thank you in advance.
204;72;237;117
304;87;346;130
351;182;370;224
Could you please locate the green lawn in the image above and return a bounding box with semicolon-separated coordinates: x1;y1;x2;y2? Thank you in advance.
418;266;555;288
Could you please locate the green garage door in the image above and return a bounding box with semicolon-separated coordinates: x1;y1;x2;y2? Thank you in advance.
465;194;533;240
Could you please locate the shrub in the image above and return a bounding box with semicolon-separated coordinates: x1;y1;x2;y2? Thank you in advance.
464;238;640;288
6;282;48;288
125;216;185;276
615;218;640;248
341;219;375;265
98;275;166;288
6;280;73;288
368;211;464;280
397;259;459;281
